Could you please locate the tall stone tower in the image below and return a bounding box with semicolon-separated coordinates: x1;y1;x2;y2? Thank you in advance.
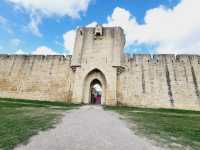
71;25;125;105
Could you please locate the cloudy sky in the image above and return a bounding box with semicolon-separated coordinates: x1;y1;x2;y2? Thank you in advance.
0;0;199;55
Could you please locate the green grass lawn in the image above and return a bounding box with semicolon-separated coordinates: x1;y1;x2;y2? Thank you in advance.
105;106;200;150
0;98;79;150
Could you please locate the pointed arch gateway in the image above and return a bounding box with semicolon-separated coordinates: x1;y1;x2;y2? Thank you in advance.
82;69;107;105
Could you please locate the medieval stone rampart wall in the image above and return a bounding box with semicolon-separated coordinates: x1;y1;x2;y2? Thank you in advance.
118;54;200;110
0;55;74;102
0;54;200;110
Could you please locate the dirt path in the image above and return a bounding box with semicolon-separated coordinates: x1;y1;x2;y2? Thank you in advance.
15;105;164;150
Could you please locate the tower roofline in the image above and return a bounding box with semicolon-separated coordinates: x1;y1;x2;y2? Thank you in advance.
77;25;124;31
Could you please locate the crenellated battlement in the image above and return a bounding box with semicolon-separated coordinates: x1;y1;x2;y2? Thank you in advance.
124;54;200;64
1;54;200;64
0;54;72;59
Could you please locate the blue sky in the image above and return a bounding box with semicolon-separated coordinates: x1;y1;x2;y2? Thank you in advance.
0;0;199;55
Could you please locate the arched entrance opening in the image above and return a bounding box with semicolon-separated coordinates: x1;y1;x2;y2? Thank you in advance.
83;69;106;105
90;79;102;104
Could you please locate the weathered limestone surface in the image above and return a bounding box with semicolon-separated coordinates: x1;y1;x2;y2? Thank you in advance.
0;55;74;102
118;54;200;110
0;26;200;110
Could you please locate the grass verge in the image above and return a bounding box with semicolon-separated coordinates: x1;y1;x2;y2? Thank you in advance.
104;106;200;150
0;98;79;150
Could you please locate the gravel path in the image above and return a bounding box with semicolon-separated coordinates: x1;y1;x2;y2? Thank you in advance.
15;105;164;150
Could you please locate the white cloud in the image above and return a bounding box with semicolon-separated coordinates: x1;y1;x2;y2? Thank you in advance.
63;30;76;55
104;7;139;47
104;0;200;54
59;0;200;55
33;46;58;55
16;46;59;55
27;14;43;37
7;0;92;18
15;49;27;55
7;0;92;36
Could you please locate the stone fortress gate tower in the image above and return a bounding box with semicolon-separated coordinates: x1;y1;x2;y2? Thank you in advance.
71;25;125;105
0;25;200;110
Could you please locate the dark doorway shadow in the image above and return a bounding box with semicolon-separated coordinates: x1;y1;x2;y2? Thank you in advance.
90;79;102;105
